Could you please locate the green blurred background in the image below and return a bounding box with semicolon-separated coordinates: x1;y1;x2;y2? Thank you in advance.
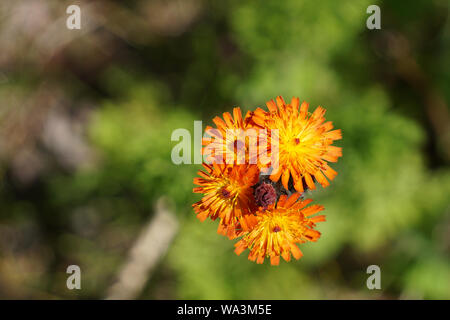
0;0;449;299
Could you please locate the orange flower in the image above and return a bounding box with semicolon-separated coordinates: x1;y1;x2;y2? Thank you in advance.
202;107;267;166
250;96;342;192
234;193;325;265
193;163;259;238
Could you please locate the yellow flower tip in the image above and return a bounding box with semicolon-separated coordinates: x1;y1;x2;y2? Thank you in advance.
234;193;325;265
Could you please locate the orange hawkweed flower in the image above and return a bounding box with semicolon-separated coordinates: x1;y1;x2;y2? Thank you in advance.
250;96;342;192
202;107;267;165
193;163;259;238
234;193;325;265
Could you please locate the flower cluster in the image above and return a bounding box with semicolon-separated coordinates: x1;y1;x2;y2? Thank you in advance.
193;96;342;265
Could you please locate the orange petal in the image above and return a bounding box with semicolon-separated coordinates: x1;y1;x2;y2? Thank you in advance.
197;211;209;221
321;121;334;132
276;96;285;108
233;107;243;127
299;101;309;119
310;215;326;223
196;170;210;179
212;116;227;131
312;106;326;119
266;99;277;113
294;198;313;210
305;229;321;241
290;97;299;110
277;194;288;207
327;146;343;157
294;181;304;193
281;251;291;262
234;242;246;256
270;255;280;266
290;244;303;260
270;168;283;182
314;170;330;188
281;169;290;190
193;177;206;185
322;164;337;181
302;204;324;217
304;173;316;190
256;255;265;264
325;129;342;140
284;193;302;208
222;112;234;127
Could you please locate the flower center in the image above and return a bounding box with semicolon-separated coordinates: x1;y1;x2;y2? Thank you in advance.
254;183;277;208
221;188;231;198
272;226;282;233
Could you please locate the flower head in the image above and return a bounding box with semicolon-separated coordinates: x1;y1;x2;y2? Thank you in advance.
250;96;342;192
192;95;340;265
202;107;267;165
234;193;325;265
193;163;259;238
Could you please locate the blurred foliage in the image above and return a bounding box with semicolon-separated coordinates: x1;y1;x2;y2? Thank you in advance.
0;0;449;299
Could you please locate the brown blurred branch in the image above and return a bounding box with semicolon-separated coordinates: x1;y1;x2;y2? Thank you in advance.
105;198;178;300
